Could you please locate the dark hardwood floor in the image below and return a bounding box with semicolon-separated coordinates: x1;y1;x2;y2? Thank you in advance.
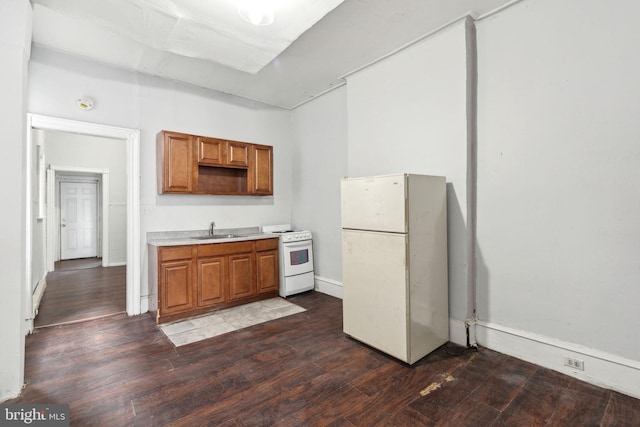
11;291;640;426
35;259;126;328
54;257;104;271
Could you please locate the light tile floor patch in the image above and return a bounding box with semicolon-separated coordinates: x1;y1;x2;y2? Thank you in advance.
159;298;306;347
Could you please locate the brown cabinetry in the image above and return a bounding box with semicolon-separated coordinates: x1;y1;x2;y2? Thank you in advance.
157;131;194;193
153;238;279;323
227;142;250;167
256;238;279;294
158;130;272;196
158;246;196;316
250;144;273;195
228;253;255;300
197;137;249;168
196;137;224;166
197;256;226;307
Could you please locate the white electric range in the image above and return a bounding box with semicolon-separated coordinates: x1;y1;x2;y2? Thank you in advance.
262;224;314;297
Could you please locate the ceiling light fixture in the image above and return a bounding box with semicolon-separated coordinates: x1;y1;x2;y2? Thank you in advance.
237;0;274;26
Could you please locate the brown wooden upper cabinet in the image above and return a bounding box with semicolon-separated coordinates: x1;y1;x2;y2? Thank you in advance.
250;144;273;195
157;131;194;194
158;130;273;196
197;137;249;168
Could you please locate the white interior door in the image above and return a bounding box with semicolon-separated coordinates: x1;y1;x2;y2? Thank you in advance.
60;181;98;260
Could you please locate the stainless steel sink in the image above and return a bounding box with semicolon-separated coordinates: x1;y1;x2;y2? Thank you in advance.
190;234;239;240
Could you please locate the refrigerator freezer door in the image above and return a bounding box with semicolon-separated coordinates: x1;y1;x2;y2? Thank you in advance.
342;229;409;362
341;174;407;233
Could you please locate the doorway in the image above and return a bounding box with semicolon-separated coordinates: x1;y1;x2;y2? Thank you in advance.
46;166;112;270
60;180;99;261
39;169;125;328
25;114;141;332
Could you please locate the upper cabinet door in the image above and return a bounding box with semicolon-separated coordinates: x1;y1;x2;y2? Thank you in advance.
251;144;273;195
197;137;225;166
198;138;248;168
158;131;193;193
226;142;249;167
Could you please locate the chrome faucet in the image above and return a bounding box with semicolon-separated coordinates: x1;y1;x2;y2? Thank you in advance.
209;221;216;236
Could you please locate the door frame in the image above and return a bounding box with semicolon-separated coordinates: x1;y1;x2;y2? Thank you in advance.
48;168;109;269
25;114;141;328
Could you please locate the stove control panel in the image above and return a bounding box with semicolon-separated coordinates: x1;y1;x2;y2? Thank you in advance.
281;231;312;243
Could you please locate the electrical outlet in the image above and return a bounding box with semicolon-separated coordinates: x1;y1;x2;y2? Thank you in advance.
564;356;585;371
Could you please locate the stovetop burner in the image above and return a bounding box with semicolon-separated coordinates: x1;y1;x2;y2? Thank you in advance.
262;224;295;233
262;225;312;242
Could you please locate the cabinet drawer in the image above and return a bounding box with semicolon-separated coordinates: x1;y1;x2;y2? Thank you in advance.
159;246;194;262
256;238;279;252
198;241;255;257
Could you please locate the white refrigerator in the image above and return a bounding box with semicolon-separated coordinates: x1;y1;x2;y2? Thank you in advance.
341;173;449;364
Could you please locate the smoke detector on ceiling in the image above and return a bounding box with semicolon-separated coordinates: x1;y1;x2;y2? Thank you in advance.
76;97;94;110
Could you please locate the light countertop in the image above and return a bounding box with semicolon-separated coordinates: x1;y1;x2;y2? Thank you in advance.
147;227;278;247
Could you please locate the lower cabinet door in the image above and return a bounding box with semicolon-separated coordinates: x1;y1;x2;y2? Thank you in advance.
197;256;227;307
160;259;195;315
257;250;279;293
228;253;255;300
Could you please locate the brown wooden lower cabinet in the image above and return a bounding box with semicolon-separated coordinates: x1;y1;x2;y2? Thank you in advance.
154;238;279;323
197;256;226;307
160;259;195;315
158;246;196;316
256;249;279;294
228;253;255;301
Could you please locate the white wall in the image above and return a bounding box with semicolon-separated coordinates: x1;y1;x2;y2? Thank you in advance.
345;20;473;341
0;0;31;401
291;87;348;294
476;0;640;394
31;130;46;298
28;45;293;308
44;130;128;264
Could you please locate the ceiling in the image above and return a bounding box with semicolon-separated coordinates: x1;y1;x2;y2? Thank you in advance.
31;0;512;109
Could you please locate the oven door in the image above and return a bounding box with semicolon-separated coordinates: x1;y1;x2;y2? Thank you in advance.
282;240;314;276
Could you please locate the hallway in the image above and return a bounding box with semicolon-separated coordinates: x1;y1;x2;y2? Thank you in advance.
35;258;126;328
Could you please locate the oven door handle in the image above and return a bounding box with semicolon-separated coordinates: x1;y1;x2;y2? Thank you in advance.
284;241;311;249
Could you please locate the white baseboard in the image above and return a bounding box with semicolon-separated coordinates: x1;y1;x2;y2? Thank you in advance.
32;276;47;318
476;320;640;399
106;261;127;267
314;276;343;299
140;295;149;314
449;318;470;347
